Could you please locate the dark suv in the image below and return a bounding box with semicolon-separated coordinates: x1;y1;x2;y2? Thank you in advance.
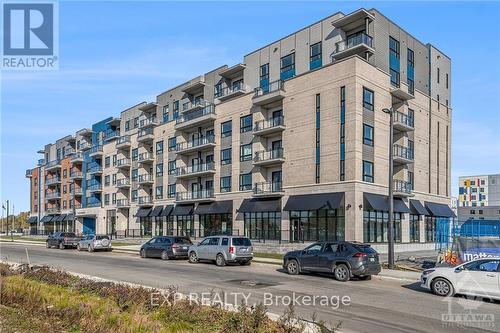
283;241;381;281
140;236;192;260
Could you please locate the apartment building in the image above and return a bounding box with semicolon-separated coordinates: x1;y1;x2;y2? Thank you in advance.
26;8;454;252
457;174;500;223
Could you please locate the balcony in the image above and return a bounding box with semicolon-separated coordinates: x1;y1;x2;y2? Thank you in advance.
73;188;83;196
176;135;215;154
182;99;211;113
116;178;131;188
331;32;374;61
88;184;102;193
176;162;215;179
175;105;216;130
253;148;285;167
137;128;154;143
45;176;61;186
394;112;415;132
116;158;131;169
104;130;120;142
89;145;103;158
252;182;284;197
64;147;76;156
45;160;61;171
176;190;215;203
138;196;154;206
215;82;247;103
71;152;84;163
116;199;130;208
393;144;414;164
116;135;131;150
45;192;61;200
137;174;154;185
393;180;414;197
46;207;61;214
139;117;159;128
253;116;285;136
138;152;154;164
79;142;92;151
88;166;103;175
25;169;32;178
86;201;101;208
252;80;286;107
70;171;83;179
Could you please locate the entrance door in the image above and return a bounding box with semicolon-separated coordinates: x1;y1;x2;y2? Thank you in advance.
82;217;96;235
272;171;282;191
290;217;303;242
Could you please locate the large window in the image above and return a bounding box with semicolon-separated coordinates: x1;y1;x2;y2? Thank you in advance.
407;48;414;67
363;124;374;146
363;87;374;111
156;186;163;199
289;209;345;242
220;176;231;193
310;42;322;70
409;214;420;242
176;215;194;237
199;214;233;237
244;211;281;240
167;184;176;198
315;93;321;183
363;211;402;243
168;137;176;151
221;148;232;165
168;160;176;175
156;141;164;155
132;148;138;161
239;172;252;191
389;37;400;59
425;217;436;242
240;144;252;162
221;120;232;137
240;115;253;133
280;53;295;80
390;68;400;87
260;63;269;89
363;160;374;183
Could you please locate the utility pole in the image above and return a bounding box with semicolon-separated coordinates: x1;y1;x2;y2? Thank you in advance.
383;108;395;269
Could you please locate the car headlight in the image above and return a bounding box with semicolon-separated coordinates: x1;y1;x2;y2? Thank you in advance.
422;269;435;276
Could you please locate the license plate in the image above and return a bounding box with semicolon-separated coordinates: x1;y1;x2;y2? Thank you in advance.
369;257;375;262
182;246;188;250
240;248;247;252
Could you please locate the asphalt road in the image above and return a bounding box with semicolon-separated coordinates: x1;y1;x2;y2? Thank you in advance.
1;242;498;333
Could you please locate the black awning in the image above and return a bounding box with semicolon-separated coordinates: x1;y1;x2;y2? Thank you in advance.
283;192;344;211
238;198;281;213
40;215;54;223
410;200;429;215
136;208;152;217
160;204;174;217
195;200;233;215
27;216;38;224
364;193;410;213
64;214;74;221
425;202;456;218
149;206;164;217
172;204;194;216
55;214;66;222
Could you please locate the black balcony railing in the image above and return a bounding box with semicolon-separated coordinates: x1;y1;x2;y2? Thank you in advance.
333;32;373;54
176;135;215;151
176;189;214;201
254;80;284;96
176;105;216;125
176;162;215;176
393;144;414;160
254;116;284;132
394;179;413;193
254;148;284;163
253;181;283;195
394;111;415;128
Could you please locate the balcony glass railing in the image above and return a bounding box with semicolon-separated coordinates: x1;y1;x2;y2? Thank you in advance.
254;148;284;162
137;128;154;138
45;160;60;169
79;142;92;150
116;135;131;145
253;181;283;195
138;152;154;162
176;189;214;201
71;152;84;161
116;158;131;167
70;171;83;178
45;176;60;185
215;82;246;98
138;174;154;183
333;32;373;54
88;184;102;192
73;188;83;195
116;178;130;187
394;112;414;128
88;166;103;173
25;169;32;177
138;196;153;205
176;135;215;151
89;145;103;154
86;201;101;208
46;207;61;214
254;116;284;132
394;179;413;193
393;144;414;160
254;80;284;96
104;130;120;141
45;192;61;199
176;105;216;125
176;162;215;176
182;99;211;111
139;117;158;127
116;199;130;207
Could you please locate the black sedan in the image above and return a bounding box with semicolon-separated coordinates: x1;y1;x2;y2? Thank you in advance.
283;241;381;281
140;236;192;260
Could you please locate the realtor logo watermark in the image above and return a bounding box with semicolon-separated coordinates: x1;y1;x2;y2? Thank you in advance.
1;1;58;70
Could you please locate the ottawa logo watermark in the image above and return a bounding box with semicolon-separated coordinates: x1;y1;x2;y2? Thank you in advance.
1;1;58;70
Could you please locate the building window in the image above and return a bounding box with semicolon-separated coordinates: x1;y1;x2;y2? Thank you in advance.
112;154;117;166
240;115;252;133
240;144;252;162
112;193;116;205
407;48;414;67
132;148;138;161
220;176;231;193
280;53;295;80
125;120;130;131
112;174;116;185
389;37;400;87
168;160;176;175
363;211;402;243
167;184;176;198
156;186;163;199
446;73;449;89
340;86;346;181
132;190;138;202
132;169;138;181
363;160;374;183
221;148;232;165
409;214;420;242
105;156;110;168
289;209;345;242
389;36;400;58
133;117;139;128
156;141;164;155
104;194;110;206
156;163;163;177
407;78;414;95
425;217;436;242
221;120;232;137
315;93;321;183
363;124;374;146
173;100;179;119
310;42;322;70
363;87;374;111
244;212;282;240
478;210;483;215
239;173;252;191
260;63;269;89
63;185;67;194
104;175;110;186
162;104;169;123
437;68;440;84
168;137;177;151
390;68;400;87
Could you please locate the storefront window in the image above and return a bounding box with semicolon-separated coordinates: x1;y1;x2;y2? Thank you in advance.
199;213;233;237
289;209;345;242
244;212;281;240
409;214;420;242
363;210;402;243
176;215;194;237
425;216;436;242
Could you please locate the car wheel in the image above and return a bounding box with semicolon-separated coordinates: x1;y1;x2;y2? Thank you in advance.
59;242;65;250
161;250;169;260
188;251;198;263
333;264;350;282
286;259;299;275
46;242;51;249
431;278;454;297
215;253;226;267
140;249;146;258
358;275;372;281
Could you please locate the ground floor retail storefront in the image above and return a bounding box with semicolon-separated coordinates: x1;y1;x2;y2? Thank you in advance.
35;214;76;235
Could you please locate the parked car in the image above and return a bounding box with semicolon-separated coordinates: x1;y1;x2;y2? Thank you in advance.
188;236;253;266
140;236;193;260
283;241;381;281
46;232;81;249
421;257;500;300
77;235;112;252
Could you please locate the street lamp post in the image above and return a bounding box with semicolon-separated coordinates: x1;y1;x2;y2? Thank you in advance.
382;107;395;269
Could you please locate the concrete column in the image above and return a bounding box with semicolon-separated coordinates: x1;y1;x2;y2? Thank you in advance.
401;213;410;243
419;215;426;242
281;210;290;242
346;189;364;242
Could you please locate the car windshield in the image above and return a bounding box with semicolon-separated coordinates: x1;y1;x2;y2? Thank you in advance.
231;238;251;246
174;237;192;244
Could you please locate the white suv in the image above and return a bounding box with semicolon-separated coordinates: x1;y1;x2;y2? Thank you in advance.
421;257;500;300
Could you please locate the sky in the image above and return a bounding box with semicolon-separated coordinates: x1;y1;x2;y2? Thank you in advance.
1;0;500;212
